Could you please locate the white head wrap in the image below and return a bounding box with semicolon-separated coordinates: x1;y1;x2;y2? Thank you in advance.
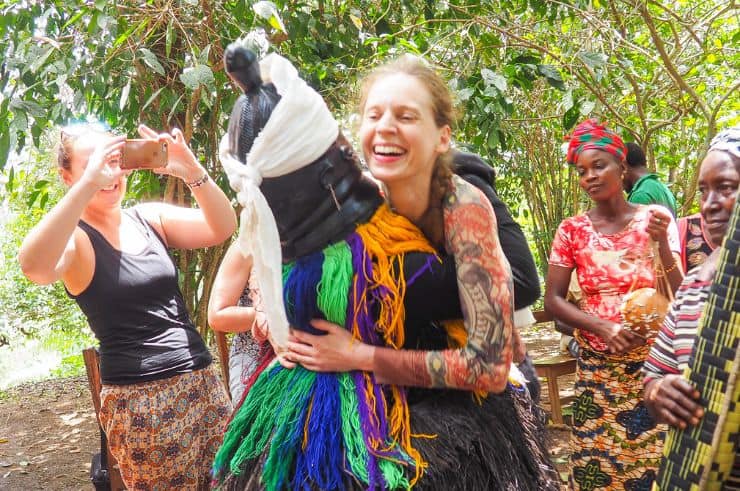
708;125;740;161
219;53;339;347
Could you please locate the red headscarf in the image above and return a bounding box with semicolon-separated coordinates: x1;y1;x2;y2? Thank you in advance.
565;118;626;165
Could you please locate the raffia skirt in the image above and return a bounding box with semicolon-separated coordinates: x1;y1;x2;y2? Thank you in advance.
217;379;560;491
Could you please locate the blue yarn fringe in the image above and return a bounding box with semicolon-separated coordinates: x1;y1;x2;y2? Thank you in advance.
294;373;344;490
283;251;325;334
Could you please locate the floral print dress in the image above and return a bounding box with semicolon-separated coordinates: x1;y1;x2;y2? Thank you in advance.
549;204;679;491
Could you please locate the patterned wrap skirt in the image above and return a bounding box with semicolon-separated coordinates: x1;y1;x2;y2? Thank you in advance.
569;343;665;490
99;364;232;490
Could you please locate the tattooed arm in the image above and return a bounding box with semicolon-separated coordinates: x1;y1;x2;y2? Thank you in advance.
370;177;514;392
286;178;514;393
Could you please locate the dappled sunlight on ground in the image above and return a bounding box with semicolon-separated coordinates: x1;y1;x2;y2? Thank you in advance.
0;377;98;490
521;320;564;359
521;320;574;482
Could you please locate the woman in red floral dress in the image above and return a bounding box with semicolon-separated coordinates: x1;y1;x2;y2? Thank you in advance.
545;119;683;490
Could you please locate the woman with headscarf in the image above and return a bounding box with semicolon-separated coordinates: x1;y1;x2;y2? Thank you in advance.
544;119;683;489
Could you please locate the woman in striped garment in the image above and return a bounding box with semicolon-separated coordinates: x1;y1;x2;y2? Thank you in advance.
642;125;740;488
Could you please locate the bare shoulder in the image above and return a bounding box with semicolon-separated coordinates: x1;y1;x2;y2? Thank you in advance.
131;202;167;238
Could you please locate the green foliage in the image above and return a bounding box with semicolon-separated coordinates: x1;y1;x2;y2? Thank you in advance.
45;328;96;378
0;138;95;386
49;354;85;378
0;0;738;352
0;141;83;337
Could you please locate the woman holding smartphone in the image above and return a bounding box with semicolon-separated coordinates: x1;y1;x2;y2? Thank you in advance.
18;123;236;490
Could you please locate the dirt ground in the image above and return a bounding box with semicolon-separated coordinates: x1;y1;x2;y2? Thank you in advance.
0;377;99;490
522;321;574;483
0;322;573;490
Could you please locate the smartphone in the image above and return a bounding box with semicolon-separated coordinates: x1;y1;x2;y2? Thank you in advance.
121;139;168;169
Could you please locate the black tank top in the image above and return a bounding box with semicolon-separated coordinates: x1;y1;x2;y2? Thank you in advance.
70;208;211;384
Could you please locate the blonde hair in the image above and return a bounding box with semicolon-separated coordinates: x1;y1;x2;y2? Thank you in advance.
57;123;110;170
359;54;457;250
359;54;457;129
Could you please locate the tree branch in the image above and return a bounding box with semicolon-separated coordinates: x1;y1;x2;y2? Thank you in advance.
637;2;714;134
646;0;703;48
709;79;740;126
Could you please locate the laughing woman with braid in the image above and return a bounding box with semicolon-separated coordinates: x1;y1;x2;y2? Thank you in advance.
544;119;683;490
285;55;515;392
278;55;558;489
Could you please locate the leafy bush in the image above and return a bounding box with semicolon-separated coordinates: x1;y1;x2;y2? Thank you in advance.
0;139;93;368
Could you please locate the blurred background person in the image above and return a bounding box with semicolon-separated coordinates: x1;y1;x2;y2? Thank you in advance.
624;141;677;217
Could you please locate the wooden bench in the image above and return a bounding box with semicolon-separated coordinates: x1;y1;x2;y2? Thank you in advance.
531;310;577;425
82;348;126;491
534;354;577;424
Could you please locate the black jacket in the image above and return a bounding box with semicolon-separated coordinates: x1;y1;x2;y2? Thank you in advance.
452;150;541;310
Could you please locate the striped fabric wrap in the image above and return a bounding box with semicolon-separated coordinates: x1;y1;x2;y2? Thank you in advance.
212;204;441;490
641;273;712;381
655;199;740;490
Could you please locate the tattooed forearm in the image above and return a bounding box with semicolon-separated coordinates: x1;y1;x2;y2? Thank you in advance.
458;258;510;362
372;178;515;392
424;178;514;392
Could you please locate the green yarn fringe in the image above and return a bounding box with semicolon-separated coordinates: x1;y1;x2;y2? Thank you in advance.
318;242;353;326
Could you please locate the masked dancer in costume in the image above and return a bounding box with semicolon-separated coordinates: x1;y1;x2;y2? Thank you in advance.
211;45;557;490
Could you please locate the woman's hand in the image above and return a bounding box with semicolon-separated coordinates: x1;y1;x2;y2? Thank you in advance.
644;375;704;428
600;322;646;354
283;319;374;372
647;207;683;292
257;309;299;371
80;136;126;190
138;124;205;183
269;330;297;370
646;208;671;243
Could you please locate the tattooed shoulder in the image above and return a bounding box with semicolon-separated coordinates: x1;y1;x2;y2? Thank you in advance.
444;176;485;210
